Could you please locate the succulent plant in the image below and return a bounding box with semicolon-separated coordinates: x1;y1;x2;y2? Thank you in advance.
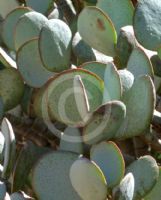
0;0;160;200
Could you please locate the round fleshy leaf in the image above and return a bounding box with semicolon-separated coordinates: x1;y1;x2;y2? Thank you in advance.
115;75;155;139
118;69;134;95
144;167;161;200
81;61;107;80
113;173;134;200
0;0;19;18
45;69;104;126
126;156;159;200
127;47;154;78
14;11;48;50
0;181;6;200
90;141;125;188
97;0;134;34
12;141;50;192
72;32;96;63
81;61;122;103
133;0;161;50
116;25;138;68
26;0;53;14
73;32;113;65
2;7;32;50
0;47;17;68
78;6;117;57
73;75;91;122
32;151;81;200
0;68;24;111
83;101;126;145
39;19;72;72
17;38;54;88
103;63;122;103
59;127;84;154
70;158;107;200
1;118;16;179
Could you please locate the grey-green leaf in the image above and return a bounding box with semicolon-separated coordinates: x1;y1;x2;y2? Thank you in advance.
118;69;134;96
14;11;48;50
26;0;53;14
17;38;55;88
45;69;104;126
81;62;122;103
32;151;81;200
144;167;161;200
59;127;84;154
72;32;96;64
133;0;161;50
0;0;19;18
39;19;72;72
115;75;155;139
78;6;117;57
90;141;125;188
2;7;32;50
97;0;134;34
126;156;159;200
103;63;122;103
116;25;138;69
72;33;113;65
127;47;154;78
70;158;107;200
83;101;126;145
